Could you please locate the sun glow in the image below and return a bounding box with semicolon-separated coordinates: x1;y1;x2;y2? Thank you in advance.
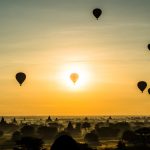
60;64;90;91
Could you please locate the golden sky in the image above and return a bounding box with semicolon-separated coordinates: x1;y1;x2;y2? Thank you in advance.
0;0;150;115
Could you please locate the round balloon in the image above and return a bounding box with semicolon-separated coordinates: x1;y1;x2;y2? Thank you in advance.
148;88;150;94
70;73;79;84
16;72;26;86
137;81;147;93
148;44;150;50
93;8;102;20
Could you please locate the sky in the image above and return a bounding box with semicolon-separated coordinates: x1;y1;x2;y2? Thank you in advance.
0;0;150;116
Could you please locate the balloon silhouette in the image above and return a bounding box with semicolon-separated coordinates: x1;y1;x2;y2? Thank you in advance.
16;72;26;86
93;8;102;20
137;81;147;93
148;88;150;94
148;44;150;50
70;73;79;84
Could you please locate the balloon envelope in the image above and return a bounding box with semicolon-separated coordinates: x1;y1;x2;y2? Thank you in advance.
137;81;147;93
148;88;150;94
16;72;26;86
70;73;79;84
148;44;150;50
93;8;102;20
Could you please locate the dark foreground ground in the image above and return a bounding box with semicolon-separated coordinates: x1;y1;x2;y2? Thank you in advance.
0;116;150;150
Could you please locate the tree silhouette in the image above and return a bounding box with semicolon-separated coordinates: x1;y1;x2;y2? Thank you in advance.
84;131;99;145
117;140;126;150
0;130;4;137
12;131;22;142
37;126;58;139
20;125;35;137
135;127;150;145
50;135;80;150
15;136;43;150
82;122;91;131
122;130;138;144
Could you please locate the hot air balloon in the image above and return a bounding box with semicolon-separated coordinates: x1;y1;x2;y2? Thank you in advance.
148;44;150;50
137;81;147;93
16;72;26;86
148;88;150;94
70;73;79;84
93;8;102;20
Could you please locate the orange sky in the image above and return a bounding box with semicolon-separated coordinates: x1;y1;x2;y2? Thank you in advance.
0;0;150;115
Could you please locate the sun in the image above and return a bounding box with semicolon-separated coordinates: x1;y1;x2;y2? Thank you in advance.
60;64;90;91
